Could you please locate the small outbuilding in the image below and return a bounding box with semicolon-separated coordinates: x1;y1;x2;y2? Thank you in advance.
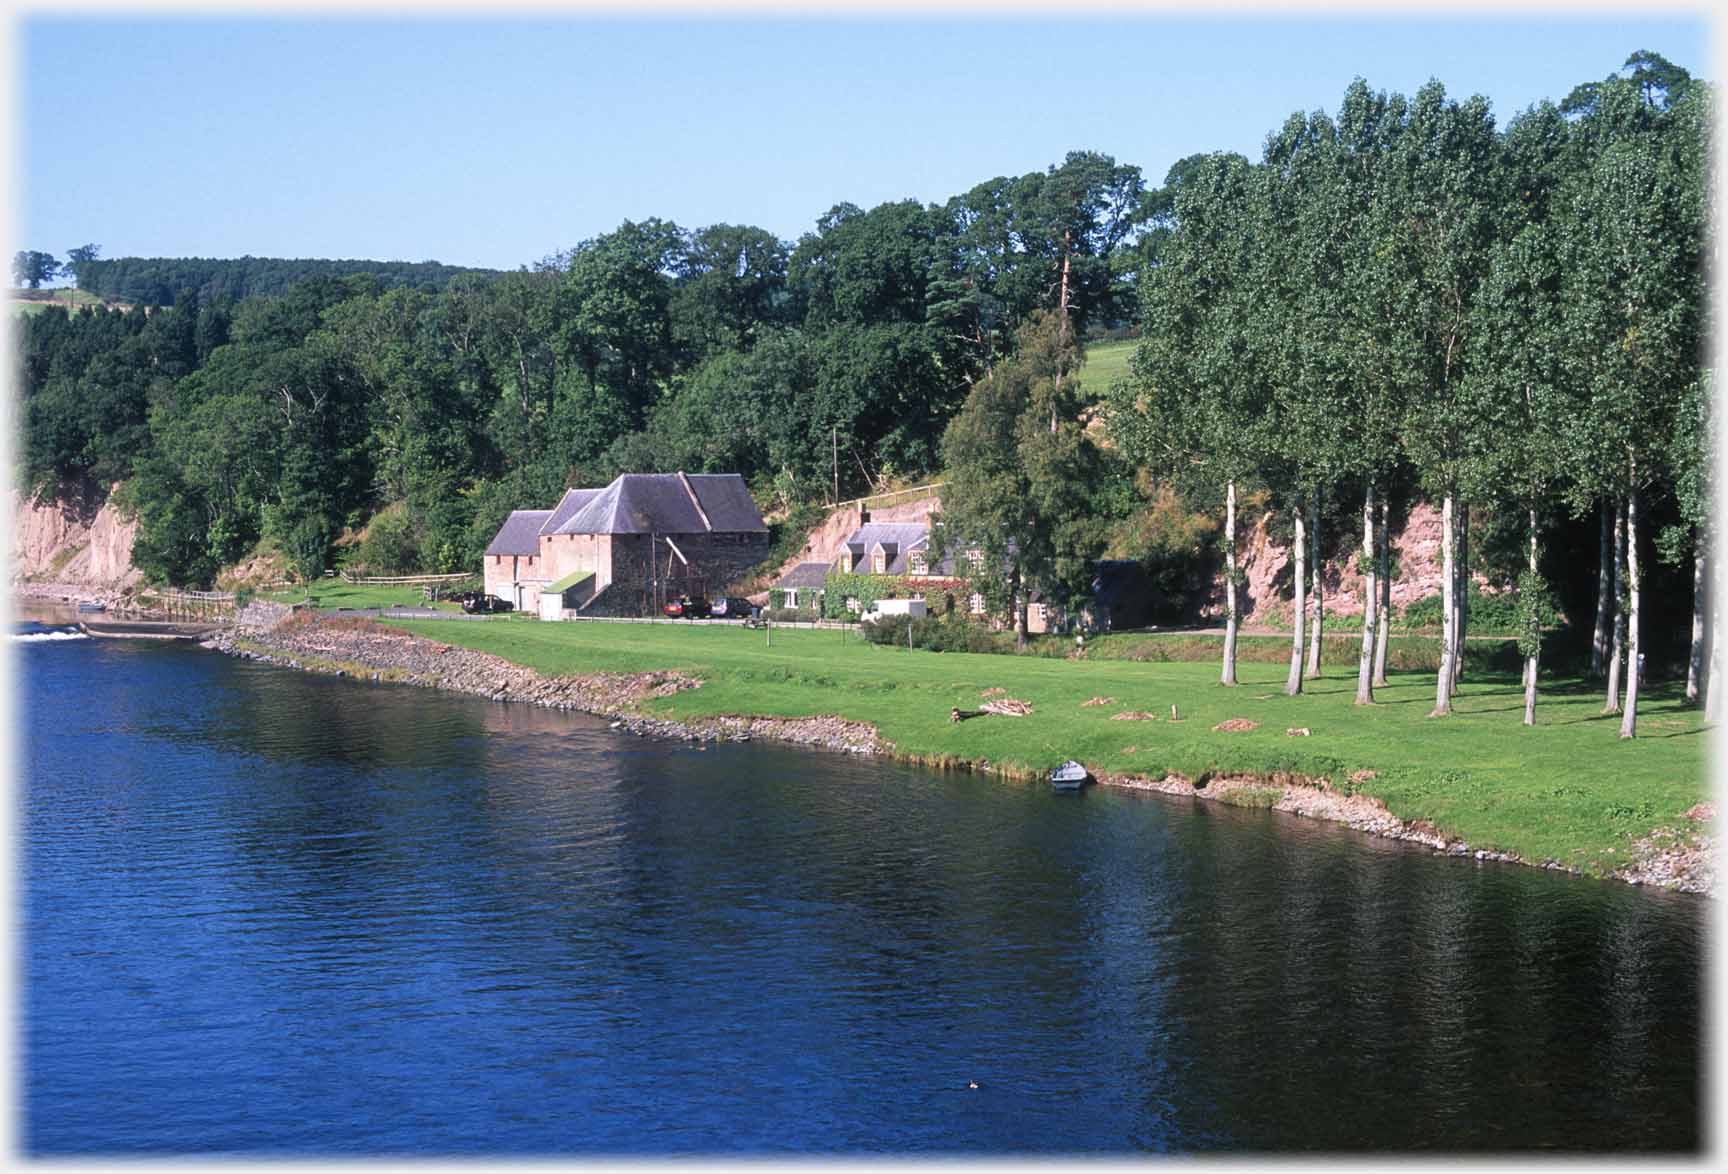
774;562;832;611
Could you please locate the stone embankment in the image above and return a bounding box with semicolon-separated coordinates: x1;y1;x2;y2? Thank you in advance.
204;607;1712;897
206;606;887;756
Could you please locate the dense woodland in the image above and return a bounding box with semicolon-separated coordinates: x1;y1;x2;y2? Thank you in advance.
63;253;501;306
10;52;1710;734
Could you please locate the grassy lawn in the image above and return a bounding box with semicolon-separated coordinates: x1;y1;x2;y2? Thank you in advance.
263;583;470;611
392;618;1707;876
1075;337;1136;397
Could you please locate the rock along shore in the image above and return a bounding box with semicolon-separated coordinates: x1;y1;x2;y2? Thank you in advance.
201;607;1713;898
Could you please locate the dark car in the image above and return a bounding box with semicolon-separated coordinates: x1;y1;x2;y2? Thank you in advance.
459;592;512;615
709;596;747;619
664;596;709;619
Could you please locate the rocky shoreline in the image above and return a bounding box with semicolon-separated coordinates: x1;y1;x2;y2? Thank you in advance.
198;607;1712;898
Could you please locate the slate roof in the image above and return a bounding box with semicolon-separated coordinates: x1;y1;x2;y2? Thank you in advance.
540;489;604;536
485;510;553;557
776;562;832;590
548;473;767;536
843;523;930;555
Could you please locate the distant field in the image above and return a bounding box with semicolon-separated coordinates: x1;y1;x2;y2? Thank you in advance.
1076;337;1137;397
11;288;128;315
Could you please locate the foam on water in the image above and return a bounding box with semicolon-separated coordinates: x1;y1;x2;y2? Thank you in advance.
12;625;89;642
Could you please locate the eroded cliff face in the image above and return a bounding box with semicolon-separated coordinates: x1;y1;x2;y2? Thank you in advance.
9;480;142;591
765;494;943;588
1225;500;1467;623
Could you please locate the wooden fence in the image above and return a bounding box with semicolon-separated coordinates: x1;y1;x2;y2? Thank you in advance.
339;571;476;586
140;588;237;620
832;480;946;511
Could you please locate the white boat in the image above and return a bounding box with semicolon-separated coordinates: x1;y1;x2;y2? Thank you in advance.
1051;760;1090;790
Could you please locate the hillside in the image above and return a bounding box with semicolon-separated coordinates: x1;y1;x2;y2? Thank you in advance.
1076;337;1136;398
10;287;132;316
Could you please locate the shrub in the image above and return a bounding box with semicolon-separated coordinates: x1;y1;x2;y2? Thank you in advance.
861;612;998;653
356;504;420;575
1401;580;1562;633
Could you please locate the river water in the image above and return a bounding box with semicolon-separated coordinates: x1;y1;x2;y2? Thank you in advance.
16;605;1705;1155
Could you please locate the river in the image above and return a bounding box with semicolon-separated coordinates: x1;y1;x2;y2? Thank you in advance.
15;603;1704;1154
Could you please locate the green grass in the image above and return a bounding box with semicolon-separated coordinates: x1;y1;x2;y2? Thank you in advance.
264;583;468;611
1076;338;1136;398
389;618;1707;877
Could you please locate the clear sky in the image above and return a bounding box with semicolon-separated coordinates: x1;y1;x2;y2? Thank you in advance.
16;10;1712;271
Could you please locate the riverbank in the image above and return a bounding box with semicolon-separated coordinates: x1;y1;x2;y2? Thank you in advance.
198;609;1713;896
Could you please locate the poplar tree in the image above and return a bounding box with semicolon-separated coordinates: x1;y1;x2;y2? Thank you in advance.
1556;64;1707;737
1111;153;1269;686
1375;83;1502;717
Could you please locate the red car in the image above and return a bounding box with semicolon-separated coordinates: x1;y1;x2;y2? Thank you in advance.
663;596;710;619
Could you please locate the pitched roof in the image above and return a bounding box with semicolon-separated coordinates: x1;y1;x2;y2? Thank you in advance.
843;522;929;554
549;472;767;536
776;562;832;589
485;510;553;557
540;489;604;536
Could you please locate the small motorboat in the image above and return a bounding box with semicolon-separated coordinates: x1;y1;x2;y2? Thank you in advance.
75;601;106;613
1051;760;1090;791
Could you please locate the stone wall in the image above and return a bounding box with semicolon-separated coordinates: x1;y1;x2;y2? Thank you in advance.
592;531;770;616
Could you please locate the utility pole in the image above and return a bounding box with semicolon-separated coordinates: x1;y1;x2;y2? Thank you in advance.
832;426;839;505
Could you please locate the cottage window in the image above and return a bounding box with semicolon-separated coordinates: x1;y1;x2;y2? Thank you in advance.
873;551;887;574
969;593;987;616
846;596;861;613
909;552;926;575
967;549;985;573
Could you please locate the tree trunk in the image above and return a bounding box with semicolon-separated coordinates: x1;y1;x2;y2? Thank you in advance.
1222;479;1239;687
1355;485;1377;705
1012;565;1028;651
1051;232;1072;435
1306;497;1324;678
1374;494;1391;686
1591;501;1613;676
1708;526;1724;722
1523;507;1539;727
1432;491;1455;717
1686;527;1705;705
1620;485;1642;739
1606;498;1626;714
1285;501;1306;696
1451;502;1468;697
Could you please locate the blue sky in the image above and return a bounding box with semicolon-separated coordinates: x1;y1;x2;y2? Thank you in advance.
18;13;1711;271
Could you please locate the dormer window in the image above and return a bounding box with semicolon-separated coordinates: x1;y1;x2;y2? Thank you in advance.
967;549;985;573
873;549;887;574
909;552;927;575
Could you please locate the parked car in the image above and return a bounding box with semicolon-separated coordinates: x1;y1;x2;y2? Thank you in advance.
459;592;512;614
664;596;710;619
709;596;748;618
